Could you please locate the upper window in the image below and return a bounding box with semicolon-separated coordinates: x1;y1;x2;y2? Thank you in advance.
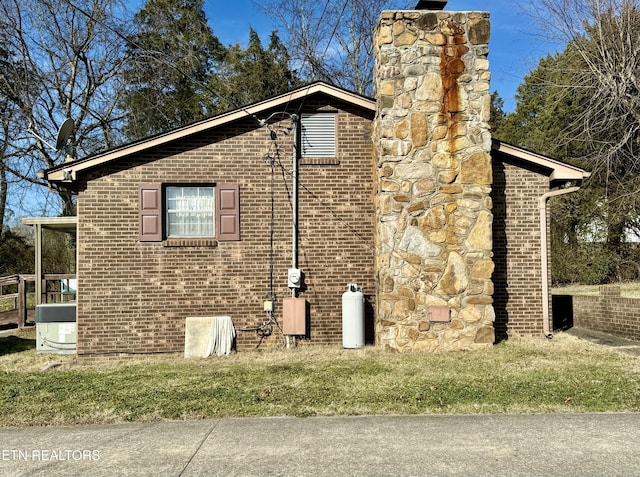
139;183;240;242
300;113;336;157
166;186;214;238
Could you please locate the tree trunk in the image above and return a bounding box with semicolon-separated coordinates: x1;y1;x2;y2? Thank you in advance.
606;216;625;281
0;166;7;236
59;188;76;217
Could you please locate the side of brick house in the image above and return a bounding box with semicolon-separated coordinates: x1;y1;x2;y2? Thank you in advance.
61;85;378;357
46;80;589;357
490;142;589;340
492;149;552;340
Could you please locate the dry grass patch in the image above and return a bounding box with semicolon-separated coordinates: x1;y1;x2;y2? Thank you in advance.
0;330;638;427
552;281;640;297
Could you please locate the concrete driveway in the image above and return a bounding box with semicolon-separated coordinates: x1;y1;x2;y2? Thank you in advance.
1;413;639;477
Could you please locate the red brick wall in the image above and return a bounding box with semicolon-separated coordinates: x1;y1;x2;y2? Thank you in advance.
75;96;376;357
492;154;551;339
572;286;640;341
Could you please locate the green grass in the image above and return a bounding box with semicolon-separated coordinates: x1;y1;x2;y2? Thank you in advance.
0;330;638;427
0;294;36;312
0;298;17;312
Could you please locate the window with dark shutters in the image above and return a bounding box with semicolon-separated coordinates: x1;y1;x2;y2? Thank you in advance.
216;183;240;241
139;182;240;243
139;183;162;241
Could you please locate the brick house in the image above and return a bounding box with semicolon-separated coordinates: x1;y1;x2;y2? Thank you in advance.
45;9;588;357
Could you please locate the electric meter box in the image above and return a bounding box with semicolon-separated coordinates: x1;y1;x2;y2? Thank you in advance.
35;303;77;354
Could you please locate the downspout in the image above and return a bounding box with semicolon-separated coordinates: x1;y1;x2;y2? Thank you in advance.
34;222;43;306
539;186;580;338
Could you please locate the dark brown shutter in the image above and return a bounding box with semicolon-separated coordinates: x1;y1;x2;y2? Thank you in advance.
216;183;240;241
139;183;162;241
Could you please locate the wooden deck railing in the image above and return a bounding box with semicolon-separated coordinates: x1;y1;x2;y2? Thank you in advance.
0;274;76;329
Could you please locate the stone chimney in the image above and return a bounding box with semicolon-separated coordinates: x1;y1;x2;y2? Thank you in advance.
373;8;495;351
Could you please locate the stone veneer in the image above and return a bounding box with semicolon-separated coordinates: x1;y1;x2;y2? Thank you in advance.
373;10;495;351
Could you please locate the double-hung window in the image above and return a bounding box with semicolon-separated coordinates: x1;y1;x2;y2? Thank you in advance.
166;186;214;238
139;183;240;242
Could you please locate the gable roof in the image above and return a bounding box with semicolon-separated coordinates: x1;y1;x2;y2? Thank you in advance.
46;82;375;183
491;140;590;183
46;81;589;186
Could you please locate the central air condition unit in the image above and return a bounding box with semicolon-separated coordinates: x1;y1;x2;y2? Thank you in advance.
35;303;77;354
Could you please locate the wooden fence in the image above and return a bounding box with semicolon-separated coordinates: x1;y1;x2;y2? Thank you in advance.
0;274;76;329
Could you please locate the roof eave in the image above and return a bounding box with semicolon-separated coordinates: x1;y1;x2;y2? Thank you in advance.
47;82;375;183
492;140;590;183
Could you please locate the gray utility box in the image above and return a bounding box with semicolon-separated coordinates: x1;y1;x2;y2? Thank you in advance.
35;303;77;354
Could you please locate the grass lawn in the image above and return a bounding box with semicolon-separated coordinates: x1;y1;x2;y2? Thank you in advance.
552;281;640;297
0;329;639;427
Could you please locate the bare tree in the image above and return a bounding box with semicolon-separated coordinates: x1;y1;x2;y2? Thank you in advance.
259;0;412;95
0;0;130;217
528;0;640;254
0;77;10;234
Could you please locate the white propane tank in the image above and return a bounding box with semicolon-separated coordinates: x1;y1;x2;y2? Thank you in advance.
342;283;365;348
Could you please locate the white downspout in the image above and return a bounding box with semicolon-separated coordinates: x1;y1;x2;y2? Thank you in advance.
539;186;580;338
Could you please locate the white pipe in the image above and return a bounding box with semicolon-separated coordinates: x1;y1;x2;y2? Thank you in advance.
539;186;580;338
34;223;43;306
291;114;299;298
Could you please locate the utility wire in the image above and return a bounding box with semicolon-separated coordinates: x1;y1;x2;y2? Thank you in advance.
67;0;382;258
266;124;374;252
318;0;350;71
264;115;425;281
292;0;351;118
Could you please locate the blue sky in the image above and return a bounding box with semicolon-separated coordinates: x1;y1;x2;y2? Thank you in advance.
15;1;566;220
204;0;565;112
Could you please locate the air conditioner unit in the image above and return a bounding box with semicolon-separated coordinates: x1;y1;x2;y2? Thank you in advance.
35;303;77;354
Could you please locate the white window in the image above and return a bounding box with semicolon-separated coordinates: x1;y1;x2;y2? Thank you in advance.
166;186;214;238
300;113;336;157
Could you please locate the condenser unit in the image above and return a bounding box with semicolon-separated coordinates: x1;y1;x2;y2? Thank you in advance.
35;303;77;354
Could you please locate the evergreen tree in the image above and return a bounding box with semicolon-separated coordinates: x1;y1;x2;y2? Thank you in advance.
216;29;301;108
121;0;226;140
495;5;640;283
489;91;506;135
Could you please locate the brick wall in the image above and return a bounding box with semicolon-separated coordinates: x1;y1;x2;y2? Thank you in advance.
75;95;376;357
74;94;559;356
492;153;551;339
572;286;640;341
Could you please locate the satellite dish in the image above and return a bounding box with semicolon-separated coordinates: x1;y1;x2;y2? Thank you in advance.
55;118;75;150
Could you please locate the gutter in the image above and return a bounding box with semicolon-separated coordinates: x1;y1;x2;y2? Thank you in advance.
539;186;580;338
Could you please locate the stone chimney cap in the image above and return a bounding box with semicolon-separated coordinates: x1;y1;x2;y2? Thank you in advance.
415;0;448;9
